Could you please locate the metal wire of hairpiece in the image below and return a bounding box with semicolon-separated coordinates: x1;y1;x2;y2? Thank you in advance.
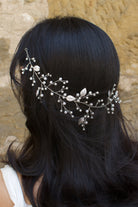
21;48;121;131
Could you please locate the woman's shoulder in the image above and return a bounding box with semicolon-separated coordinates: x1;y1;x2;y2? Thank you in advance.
0;168;14;207
0;164;33;206
0;164;42;207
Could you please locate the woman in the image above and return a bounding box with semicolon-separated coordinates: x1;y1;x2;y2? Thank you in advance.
0;16;138;207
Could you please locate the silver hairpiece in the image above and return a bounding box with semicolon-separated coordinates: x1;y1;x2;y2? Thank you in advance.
21;48;121;131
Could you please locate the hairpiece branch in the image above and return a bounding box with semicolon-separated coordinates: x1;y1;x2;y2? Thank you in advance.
21;48;121;131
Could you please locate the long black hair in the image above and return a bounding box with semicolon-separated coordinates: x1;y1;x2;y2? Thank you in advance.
3;16;138;207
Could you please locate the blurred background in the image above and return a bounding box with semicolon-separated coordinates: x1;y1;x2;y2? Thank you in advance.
0;0;138;156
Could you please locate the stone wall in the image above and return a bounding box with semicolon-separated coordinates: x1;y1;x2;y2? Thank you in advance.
0;0;49;155
48;0;138;72
0;0;137;156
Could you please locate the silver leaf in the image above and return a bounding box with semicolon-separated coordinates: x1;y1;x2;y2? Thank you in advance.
36;88;40;97
34;65;40;72
66;95;76;102
80;88;87;97
108;90;111;97
78;117;85;125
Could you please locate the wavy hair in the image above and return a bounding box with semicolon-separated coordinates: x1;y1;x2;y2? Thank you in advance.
3;16;138;207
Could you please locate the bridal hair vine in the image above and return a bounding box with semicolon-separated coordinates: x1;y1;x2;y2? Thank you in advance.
21;48;121;131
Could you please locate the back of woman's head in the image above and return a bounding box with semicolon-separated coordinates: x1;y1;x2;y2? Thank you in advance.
7;16;138;207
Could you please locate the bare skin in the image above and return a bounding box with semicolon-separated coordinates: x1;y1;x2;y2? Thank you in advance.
0;169;42;206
